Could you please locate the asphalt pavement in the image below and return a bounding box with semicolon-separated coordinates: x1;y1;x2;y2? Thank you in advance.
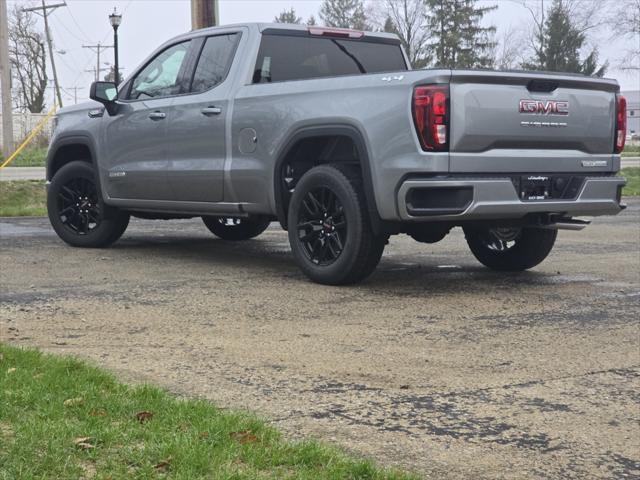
1;202;639;479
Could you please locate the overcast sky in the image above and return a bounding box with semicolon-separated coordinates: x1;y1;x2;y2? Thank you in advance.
6;0;639;107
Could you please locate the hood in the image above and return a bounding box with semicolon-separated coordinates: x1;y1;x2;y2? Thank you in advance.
57;100;103;115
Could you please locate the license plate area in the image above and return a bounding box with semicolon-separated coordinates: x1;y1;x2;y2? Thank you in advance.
521;175;551;201
516;175;586;201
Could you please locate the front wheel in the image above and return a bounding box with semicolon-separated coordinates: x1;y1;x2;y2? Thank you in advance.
202;215;271;241
47;161;129;248
463;226;557;271
287;164;386;285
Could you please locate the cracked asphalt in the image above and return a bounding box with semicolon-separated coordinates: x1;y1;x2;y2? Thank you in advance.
1;200;639;479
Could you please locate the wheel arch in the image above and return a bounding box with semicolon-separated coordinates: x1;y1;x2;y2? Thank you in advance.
46;135;97;181
273;124;381;232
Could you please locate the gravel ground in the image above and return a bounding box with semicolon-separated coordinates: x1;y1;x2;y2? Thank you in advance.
1;201;639;479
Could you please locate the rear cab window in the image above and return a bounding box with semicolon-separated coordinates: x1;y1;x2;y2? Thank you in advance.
190;33;240;93
253;30;408;83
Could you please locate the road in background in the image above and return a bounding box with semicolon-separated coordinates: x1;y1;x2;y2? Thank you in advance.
1;201;638;479
0;167;46;181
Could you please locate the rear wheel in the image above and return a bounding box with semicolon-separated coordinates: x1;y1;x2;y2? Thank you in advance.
463;226;557;271
287;163;386;285
47;161;129;248
202;215;271;240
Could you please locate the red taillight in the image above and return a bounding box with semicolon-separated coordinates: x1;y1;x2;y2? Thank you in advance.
412;85;449;151
615;94;627;154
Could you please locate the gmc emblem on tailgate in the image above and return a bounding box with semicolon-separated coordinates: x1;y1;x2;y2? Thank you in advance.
519;99;569;115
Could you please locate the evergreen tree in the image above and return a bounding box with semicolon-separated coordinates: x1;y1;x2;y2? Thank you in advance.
383;16;397;34
306;15;318;26
522;0;607;76
425;0;497;69
319;0;369;30
274;8;302;24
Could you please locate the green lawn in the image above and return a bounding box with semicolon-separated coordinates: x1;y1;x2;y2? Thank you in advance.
0;180;47;217
0;344;415;480
621;167;640;196
0;147;47;167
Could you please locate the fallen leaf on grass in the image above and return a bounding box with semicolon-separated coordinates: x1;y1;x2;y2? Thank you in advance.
63;397;84;407
154;458;172;472
198;431;209;439
74;437;95;450
229;430;258;444
89;408;107;417
135;411;153;423
6;368;16;374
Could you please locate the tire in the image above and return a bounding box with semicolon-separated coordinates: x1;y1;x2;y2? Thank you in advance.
47;160;129;248
202;215;271;241
287;163;386;285
463;226;557;271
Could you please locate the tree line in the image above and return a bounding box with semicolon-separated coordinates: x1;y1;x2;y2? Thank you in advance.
277;0;639;76
7;0;638;113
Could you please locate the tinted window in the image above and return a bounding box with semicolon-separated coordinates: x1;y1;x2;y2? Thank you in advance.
191;34;239;93
253;34;407;83
129;41;190;100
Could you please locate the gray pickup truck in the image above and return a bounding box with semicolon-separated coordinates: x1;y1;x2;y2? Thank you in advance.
46;23;628;285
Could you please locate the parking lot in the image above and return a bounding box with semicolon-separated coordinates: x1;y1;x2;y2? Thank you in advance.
1;201;639;479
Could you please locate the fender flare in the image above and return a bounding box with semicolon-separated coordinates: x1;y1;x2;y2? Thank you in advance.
46;135;97;181
273;124;382;233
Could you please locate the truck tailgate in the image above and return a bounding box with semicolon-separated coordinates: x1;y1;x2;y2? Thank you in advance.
448;70;619;173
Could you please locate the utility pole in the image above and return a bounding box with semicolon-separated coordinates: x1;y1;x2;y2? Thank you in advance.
23;1;66;108
65;86;84;104
0;0;13;158
191;0;219;30
83;43;113;81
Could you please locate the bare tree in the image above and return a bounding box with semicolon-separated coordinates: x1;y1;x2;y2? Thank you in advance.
605;0;640;71
8;6;47;113
373;0;431;68
493;25;527;70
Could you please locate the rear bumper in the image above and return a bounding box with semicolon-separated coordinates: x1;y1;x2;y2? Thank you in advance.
396;176;626;221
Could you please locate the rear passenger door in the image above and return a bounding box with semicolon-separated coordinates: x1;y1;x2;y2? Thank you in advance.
166;32;241;203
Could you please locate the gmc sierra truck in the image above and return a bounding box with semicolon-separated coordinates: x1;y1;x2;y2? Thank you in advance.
46;23;628;285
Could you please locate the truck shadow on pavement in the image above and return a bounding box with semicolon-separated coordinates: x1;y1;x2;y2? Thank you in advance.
111;233;564;294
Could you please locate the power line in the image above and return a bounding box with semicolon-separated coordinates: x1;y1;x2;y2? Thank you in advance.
83;43;113;81
22;1;66;108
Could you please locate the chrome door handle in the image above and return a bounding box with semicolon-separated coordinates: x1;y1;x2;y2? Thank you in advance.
148;111;166;120
201;106;222;116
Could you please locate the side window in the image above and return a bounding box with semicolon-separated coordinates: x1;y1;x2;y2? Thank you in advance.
128;41;190;100
190;34;239;93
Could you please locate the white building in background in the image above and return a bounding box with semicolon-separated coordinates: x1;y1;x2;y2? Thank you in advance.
622;91;639;140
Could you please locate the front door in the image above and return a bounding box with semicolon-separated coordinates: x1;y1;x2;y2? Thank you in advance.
102;40;192;201
166;32;241;203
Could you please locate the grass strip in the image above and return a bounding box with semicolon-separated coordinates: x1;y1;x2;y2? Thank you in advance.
621;167;640;196
0;180;47;217
0;147;48;167
0;344;416;480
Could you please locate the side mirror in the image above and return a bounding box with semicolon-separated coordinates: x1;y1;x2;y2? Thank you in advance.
89;81;118;114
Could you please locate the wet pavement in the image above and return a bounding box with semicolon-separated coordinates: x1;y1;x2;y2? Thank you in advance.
1;200;639;479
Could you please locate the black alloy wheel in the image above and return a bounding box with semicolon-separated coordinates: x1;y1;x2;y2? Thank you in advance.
48;161;129;248
463;226;557;271
296;187;347;266
287;164;386;285
202;215;271;240
56;177;101;235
